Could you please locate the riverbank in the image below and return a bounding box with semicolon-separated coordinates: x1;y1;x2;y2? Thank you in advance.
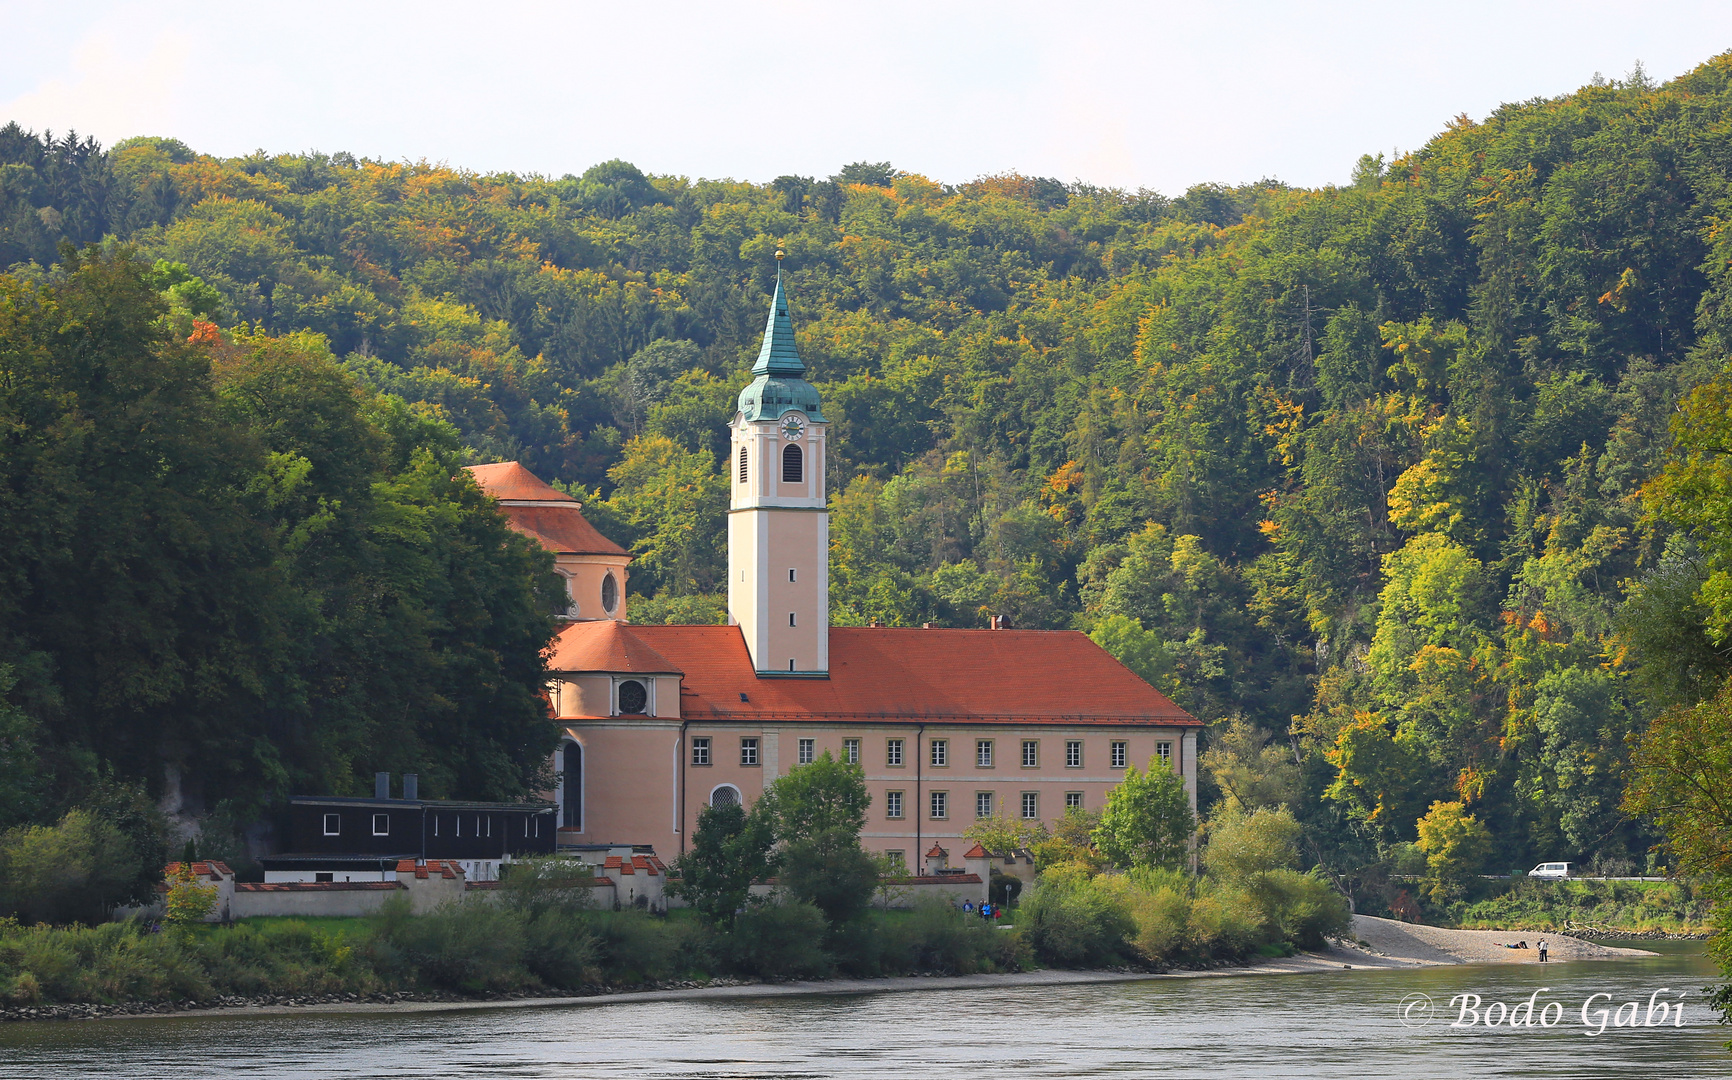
1346;914;1656;966
0;952;1373;1023
1;917;1661;1023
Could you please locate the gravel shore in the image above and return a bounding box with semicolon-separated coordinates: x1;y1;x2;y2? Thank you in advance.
1344;914;1657;966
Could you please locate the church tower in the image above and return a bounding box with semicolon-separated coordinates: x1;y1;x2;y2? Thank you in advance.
729;254;829;676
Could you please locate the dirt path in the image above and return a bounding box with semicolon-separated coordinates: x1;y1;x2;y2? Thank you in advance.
1346;914;1656;966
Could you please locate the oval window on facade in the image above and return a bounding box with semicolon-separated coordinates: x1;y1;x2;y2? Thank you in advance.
601;571;618;614
617;679;648;715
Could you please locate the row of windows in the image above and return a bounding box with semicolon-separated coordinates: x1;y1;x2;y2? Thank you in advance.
320;813;546;838
880;790;1088;820
737;444;806;483
688;736;1173;769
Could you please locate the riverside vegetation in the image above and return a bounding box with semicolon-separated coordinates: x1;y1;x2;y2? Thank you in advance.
1;755;1345;1010
11;52;1732;1025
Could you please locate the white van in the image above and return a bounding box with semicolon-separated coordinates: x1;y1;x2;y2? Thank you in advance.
1529;862;1572;879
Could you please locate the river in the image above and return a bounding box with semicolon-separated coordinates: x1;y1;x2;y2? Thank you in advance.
0;942;1722;1078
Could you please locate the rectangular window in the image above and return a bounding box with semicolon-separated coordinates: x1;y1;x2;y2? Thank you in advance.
886;790;904;818
843;738;860;765
789;612;796;627
741;737;759;766
1111;741;1127;769
1066;791;1084;811
1156;741;1173;768
976;739;993;767
1066;740;1083;768
372;813;389;836
930;739;948;767
976;791;994;818
314;872;334;883
930;791;949;819
692;737;711;766
1022;740;1038;767
887;738;904;766
1021;792;1039;820
789;568;797;582
885;850;905;871
323;813;340;837
798;737;815;765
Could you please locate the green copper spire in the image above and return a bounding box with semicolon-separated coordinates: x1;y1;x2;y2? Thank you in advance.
737;253;824;423
752;260;805;376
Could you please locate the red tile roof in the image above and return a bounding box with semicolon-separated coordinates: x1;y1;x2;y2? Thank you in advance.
926;843;948;858
548;624;1198;726
500;504;628;557
394;859;463;879
165;861;235;878
465;462;628;557
465;462;579;503
236;882;404;892
551;621;680;673
882;874;983;885
962;844;989;859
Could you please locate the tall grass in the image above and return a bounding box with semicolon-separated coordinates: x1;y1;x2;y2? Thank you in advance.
0;897;1033;1006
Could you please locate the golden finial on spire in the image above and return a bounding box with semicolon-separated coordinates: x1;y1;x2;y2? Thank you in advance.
775;248;785;261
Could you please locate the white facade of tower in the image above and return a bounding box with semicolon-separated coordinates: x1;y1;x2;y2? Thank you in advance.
728;410;828;674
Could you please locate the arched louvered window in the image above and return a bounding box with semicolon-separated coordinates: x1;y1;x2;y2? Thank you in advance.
738;445;748;483
782;442;803;483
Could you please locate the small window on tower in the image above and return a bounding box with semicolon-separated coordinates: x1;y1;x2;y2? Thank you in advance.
601;572;618;615
782;443;803;483
790;612;797;627
789;568;797;582
738;445;748;483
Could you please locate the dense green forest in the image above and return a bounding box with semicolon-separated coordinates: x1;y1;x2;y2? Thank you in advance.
12;54;1732;917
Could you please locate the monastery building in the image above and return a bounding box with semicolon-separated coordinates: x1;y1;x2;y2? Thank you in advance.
466;266;1199;872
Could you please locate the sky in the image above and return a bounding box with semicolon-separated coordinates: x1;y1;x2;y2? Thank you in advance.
3;1;1731;194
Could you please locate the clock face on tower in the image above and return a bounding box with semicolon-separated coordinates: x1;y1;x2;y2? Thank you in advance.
780;414;805;441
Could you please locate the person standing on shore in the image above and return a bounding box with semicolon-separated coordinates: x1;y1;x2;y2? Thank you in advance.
1538;940;1548;962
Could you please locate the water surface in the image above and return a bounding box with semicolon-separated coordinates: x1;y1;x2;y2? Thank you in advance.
2;943;1722;1079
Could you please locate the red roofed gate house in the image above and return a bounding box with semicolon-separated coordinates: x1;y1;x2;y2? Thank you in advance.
467;265;1200;885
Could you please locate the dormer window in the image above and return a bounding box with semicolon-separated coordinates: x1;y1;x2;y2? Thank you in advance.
616;679;648;715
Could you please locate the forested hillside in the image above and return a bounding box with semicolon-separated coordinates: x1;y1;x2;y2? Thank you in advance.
10;55;1732;904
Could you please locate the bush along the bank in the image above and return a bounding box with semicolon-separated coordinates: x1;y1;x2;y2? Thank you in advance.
0;894;1026;1009
1020;806;1352;970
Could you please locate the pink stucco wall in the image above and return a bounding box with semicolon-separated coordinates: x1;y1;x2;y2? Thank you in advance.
562;719;1197;864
